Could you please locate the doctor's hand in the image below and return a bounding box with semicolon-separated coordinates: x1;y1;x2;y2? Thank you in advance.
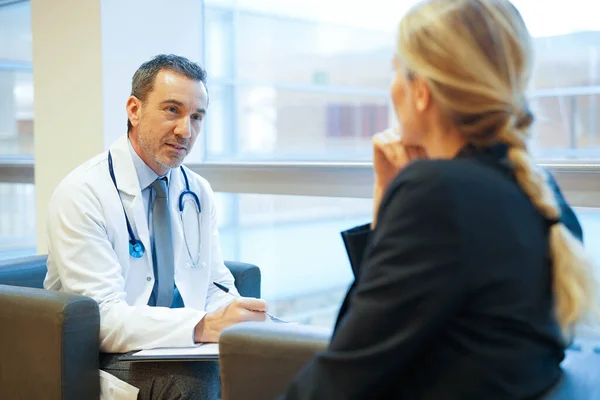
372;129;427;228
194;297;268;343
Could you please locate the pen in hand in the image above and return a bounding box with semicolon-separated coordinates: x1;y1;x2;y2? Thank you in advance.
212;281;286;323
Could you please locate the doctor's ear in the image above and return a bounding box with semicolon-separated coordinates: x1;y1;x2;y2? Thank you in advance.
126;96;142;128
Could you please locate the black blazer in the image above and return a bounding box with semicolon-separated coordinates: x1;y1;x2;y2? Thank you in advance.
280;145;582;400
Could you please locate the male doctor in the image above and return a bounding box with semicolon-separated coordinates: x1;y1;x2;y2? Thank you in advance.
44;54;267;400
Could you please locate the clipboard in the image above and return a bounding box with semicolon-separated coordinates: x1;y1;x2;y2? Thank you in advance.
118;343;219;362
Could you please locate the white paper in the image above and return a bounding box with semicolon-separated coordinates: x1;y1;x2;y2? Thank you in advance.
132;343;219;358
99;369;139;400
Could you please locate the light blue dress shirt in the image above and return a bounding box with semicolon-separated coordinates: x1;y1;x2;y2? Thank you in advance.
127;139;183;308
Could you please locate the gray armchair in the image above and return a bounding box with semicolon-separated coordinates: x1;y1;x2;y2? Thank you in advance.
218;324;600;400
0;255;261;400
219;322;331;400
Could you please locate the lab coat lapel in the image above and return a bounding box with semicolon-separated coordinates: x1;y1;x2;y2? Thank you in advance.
109;136;152;269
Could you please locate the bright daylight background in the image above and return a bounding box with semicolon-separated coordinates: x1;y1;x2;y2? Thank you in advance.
1;0;599;342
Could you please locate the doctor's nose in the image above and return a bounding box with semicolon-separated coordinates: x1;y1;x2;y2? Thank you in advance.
174;117;192;139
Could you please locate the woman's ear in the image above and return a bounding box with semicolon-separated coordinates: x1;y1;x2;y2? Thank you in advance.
412;76;431;112
126;96;142;129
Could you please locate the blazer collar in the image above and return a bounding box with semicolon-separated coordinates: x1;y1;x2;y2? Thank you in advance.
454;142;509;160
454;142;515;178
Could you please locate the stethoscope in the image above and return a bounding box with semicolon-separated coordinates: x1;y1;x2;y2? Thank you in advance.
108;151;203;267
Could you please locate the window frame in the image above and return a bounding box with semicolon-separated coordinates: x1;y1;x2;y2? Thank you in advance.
3;2;600;208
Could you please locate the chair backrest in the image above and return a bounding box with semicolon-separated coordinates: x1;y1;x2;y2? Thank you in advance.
0;255;261;297
0;255;48;288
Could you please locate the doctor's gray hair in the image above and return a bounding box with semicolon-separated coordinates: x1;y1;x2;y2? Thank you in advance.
127;54;208;132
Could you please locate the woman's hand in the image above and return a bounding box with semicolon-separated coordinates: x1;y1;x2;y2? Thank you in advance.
372;129;427;227
373;129;426;188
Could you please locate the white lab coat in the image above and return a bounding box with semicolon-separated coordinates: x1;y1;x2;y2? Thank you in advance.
44;135;237;398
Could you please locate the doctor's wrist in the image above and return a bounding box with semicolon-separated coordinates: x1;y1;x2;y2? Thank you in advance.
194;313;213;343
194;312;218;343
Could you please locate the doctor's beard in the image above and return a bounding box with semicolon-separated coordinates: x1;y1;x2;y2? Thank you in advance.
138;131;190;171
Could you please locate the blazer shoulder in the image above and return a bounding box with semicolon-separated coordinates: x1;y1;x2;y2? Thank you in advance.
378;159;461;225
380;158;506;227
386;159;464;195
389;155;517;194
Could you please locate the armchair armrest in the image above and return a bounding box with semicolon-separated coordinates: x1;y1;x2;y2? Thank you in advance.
219;321;331;400
0;284;100;400
225;260;261;298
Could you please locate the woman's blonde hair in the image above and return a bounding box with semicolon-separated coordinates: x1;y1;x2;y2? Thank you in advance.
397;0;597;335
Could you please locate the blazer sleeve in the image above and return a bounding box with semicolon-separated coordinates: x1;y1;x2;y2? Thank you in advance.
340;224;371;279
280;162;469;400
545;171;583;243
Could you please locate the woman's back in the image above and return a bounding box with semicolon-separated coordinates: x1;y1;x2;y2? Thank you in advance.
283;147;579;400
391;146;580;398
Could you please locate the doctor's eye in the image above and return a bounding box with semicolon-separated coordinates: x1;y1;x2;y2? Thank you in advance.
192;114;204;122
167;106;179;114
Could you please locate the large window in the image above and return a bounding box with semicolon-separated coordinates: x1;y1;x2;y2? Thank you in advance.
203;1;393;161
199;0;600;334
0;1;35;261
203;0;600;161
0;183;36;259
216;193;369;325
0;1;33;157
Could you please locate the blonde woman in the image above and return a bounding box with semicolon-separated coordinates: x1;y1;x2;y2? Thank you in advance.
280;0;597;399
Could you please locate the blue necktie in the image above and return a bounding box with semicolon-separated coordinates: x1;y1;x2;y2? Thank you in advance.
150;178;175;307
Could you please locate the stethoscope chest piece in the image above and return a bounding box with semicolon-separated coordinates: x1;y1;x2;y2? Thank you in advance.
109;150;202;264
129;240;145;258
